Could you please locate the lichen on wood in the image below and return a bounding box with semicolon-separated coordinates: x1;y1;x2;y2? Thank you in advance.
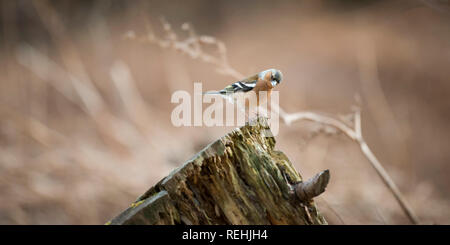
109;117;328;225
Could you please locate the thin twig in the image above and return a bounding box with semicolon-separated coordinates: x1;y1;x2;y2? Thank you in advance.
22;0;150;155
318;197;346;225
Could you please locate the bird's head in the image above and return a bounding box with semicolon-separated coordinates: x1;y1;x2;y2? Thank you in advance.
260;69;283;87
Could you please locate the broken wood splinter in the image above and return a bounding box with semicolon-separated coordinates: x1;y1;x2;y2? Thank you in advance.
294;170;330;201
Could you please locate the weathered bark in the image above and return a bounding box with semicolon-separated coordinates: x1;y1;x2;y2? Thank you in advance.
108;118;328;225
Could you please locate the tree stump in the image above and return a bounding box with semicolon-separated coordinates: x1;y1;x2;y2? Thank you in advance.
108;118;329;225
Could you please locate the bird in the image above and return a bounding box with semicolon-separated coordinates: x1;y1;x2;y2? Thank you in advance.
203;69;283;118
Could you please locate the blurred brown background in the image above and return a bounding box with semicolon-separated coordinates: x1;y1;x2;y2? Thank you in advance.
1;0;449;224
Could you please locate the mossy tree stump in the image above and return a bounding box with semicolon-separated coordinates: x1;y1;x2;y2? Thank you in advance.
109;118;328;225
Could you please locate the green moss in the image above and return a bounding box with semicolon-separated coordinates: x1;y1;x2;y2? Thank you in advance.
130;199;145;208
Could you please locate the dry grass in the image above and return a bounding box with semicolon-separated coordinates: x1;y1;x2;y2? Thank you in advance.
131;17;420;223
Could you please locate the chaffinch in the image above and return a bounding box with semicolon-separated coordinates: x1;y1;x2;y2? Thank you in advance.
205;69;283;95
204;69;283;111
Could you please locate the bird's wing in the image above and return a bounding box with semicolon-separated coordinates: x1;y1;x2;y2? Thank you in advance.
219;74;259;94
